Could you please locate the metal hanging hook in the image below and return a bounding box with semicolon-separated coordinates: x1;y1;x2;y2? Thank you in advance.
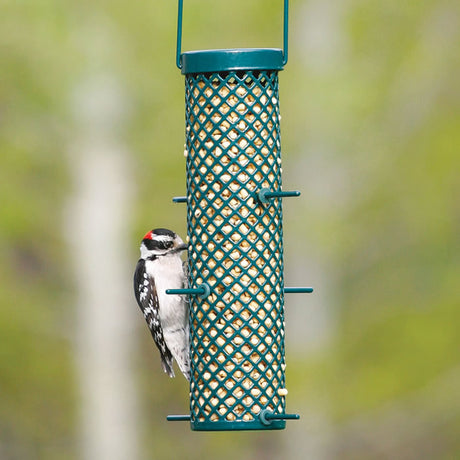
176;0;289;69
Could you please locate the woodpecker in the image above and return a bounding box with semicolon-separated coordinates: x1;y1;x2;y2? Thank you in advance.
133;228;190;380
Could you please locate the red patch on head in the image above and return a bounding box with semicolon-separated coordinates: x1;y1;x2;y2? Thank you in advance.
142;230;153;240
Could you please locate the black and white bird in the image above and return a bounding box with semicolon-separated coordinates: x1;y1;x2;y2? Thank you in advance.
133;228;190;380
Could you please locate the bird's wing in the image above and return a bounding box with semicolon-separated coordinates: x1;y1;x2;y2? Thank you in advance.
133;259;175;377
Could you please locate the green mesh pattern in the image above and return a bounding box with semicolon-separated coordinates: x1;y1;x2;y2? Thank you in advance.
184;70;287;430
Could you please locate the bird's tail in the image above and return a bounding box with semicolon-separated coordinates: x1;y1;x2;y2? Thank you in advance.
161;355;175;378
164;327;190;381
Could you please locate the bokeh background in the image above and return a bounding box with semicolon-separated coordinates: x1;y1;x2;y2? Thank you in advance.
1;0;459;459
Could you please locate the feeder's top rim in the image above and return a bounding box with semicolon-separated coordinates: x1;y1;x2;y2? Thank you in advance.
180;48;285;74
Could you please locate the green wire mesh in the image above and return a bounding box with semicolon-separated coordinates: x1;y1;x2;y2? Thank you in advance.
185;69;287;430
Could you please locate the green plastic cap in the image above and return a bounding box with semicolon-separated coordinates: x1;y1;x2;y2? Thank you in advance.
180;48;285;74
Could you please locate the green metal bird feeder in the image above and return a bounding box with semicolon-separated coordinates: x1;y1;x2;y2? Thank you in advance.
168;0;313;431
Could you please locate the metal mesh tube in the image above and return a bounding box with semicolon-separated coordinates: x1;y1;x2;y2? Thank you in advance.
185;69;286;430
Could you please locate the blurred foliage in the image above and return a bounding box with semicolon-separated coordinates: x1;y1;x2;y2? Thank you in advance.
1;0;459;459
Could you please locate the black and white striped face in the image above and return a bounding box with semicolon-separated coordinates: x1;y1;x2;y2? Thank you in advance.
140;228;187;260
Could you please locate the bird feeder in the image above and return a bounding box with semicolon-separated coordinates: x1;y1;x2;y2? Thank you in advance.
168;0;312;431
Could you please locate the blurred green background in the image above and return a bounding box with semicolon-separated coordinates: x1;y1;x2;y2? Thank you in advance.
1;1;459;459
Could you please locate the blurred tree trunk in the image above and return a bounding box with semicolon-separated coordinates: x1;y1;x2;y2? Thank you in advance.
66;51;139;459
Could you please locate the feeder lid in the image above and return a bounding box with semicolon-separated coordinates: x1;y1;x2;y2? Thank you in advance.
180;48;285;74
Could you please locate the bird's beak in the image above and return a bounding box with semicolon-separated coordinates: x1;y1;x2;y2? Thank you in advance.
176;243;188;252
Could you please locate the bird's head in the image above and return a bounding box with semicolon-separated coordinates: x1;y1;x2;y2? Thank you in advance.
140;228;187;260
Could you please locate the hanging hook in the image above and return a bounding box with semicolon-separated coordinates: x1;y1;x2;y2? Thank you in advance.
176;0;184;69
282;0;289;65
176;0;289;69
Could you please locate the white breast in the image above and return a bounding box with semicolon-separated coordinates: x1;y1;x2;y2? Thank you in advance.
145;254;186;329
